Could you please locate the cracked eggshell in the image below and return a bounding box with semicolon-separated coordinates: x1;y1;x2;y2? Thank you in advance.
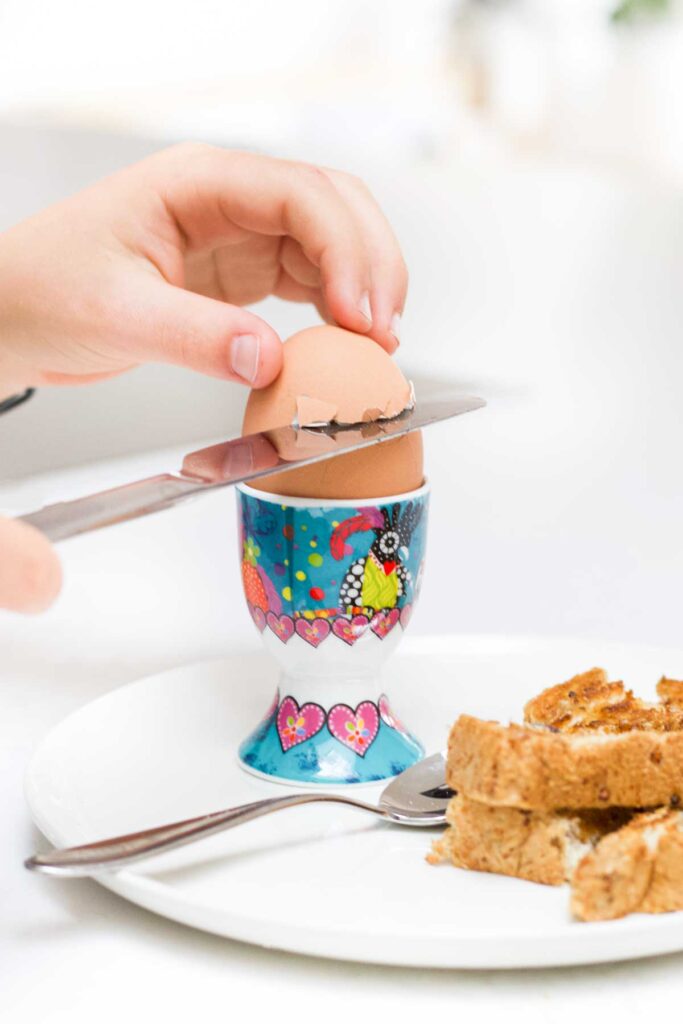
242;325;423;499
247;325;413;427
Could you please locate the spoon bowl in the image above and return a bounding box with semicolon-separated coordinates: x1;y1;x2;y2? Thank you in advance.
378;751;451;824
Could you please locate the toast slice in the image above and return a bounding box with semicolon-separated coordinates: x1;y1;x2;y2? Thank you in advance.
430;797;683;921
447;670;683;810
429;794;633;886
571;807;683;921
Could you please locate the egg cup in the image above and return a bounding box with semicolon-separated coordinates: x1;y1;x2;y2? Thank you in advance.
236;481;429;785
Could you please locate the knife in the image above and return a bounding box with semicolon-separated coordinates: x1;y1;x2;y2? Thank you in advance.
18;391;484;542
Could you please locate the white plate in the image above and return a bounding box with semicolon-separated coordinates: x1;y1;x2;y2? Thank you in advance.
25;634;683;969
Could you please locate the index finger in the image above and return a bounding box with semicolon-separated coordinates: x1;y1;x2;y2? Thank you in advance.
155;145;375;337
324;168;408;352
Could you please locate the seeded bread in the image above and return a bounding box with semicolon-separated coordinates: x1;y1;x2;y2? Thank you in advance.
447;669;683;811
430;797;683;921
429;794;633;886
571;807;683;921
435;669;683;921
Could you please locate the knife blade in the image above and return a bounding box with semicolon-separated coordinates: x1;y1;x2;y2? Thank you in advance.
18;392;484;542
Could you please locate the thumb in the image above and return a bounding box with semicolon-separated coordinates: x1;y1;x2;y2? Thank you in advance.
120;280;283;387
0;518;62;613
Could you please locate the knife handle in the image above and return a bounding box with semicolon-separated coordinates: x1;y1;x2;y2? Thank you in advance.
18;474;204;542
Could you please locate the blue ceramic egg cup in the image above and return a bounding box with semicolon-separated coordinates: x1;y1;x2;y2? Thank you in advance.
236;482;429;786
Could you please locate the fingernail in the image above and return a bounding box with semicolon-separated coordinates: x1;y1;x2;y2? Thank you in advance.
231;334;260;384
358;291;372;325
390;312;401;346
223;440;254;479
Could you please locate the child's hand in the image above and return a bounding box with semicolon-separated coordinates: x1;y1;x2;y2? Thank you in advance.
0;144;407;399
0;145;408;612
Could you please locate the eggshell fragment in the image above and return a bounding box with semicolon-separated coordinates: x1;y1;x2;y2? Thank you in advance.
242;325;423;499
296;395;338;426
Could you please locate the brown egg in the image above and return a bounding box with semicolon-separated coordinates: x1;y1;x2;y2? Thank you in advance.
242;325;423;499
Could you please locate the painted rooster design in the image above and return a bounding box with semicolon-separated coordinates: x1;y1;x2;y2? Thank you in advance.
330;502;423;616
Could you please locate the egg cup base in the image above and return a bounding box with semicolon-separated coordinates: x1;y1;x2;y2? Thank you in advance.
237;678;424;786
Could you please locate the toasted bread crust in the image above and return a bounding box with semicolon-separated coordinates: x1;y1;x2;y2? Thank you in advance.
523;668;612;730
447;715;683;810
571;808;683;921
657;677;683;706
430;795;631;886
523;668;683;734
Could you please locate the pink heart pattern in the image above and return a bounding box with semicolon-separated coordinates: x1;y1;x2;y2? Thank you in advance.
327;700;380;757
248;603;266;632
331;615;370;646
378;693;408;737
370;608;400;639
399;603;413;630
266;612;294;643
295;617;331;648
259;607;411;648
276;696;325;752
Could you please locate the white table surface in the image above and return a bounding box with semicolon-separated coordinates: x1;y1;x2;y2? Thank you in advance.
4;134;683;1019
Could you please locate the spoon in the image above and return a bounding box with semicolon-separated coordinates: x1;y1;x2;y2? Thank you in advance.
25;753;452;877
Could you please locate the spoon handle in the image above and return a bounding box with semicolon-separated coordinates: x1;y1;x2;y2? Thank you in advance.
25;793;386;877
